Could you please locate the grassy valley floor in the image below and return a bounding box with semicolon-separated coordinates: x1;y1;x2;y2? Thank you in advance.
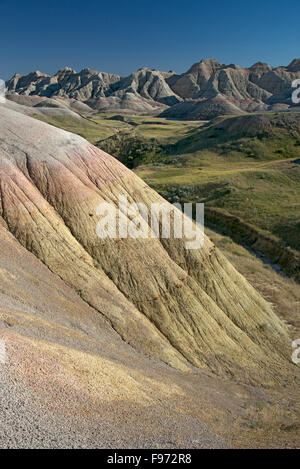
2;105;300;448
37;109;300;281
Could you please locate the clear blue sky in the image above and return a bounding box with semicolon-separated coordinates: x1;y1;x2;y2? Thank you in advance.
1;0;299;80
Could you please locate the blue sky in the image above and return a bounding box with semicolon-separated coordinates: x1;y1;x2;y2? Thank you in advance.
1;0;299;80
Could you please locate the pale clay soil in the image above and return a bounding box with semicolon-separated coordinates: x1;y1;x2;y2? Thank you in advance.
0;104;299;448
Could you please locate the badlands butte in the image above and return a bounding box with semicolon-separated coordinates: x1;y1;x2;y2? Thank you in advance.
5;57;300;118
0;65;300;447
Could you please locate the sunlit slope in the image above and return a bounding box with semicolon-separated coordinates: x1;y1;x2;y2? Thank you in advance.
0;223;235;448
0;105;294;386
133;113;300;272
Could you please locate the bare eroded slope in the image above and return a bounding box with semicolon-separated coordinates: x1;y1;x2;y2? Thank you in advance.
0;105;294;383
0;105;299;447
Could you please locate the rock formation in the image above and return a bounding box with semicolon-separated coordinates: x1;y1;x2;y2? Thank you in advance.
6;58;300;119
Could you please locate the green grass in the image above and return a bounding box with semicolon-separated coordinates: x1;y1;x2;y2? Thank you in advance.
37;109;300;254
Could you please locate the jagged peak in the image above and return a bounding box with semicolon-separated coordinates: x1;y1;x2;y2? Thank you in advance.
287;58;300;72
186;58;225;75
22;70;49;79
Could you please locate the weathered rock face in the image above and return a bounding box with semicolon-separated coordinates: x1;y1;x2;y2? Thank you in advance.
6;67;177;114
6;67;120;99
83;68;176;113
252;68;299;95
6;58;300;119
0;103;294;387
0;104;299;448
166;59;225;99
162;59;300;119
287;59;300;72
113;68;182;106
158;96;246;120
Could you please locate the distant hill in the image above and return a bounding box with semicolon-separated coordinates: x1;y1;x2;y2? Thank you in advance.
6;58;300;119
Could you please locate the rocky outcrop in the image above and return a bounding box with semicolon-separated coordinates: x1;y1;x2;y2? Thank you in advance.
204;207;300;282
198;68;271;105
5;58;300;119
159;96;246;120
6;67;120;99
0;103;299;448
166;59;225;99
0;103;294;385
162;58;300;119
